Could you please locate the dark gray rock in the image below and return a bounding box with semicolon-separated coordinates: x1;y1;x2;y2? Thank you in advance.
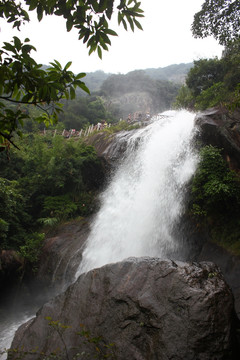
193;107;240;319
86;131;129;167
195;107;240;170
86;128;144;169
10;258;236;360
36;218;91;292
196;241;240;319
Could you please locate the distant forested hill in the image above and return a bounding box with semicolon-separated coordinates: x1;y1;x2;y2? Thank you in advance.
144;63;193;84
35;63;192;130
83;63;193;92
98;70;180;118
83;70;110;92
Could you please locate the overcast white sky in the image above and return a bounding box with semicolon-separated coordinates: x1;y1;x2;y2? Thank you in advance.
1;0;223;74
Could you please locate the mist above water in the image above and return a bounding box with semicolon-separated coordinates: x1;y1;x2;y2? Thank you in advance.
76;110;198;278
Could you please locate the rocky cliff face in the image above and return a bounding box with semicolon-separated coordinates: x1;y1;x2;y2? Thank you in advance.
86;127;143;168
10;258;237;360
193;107;240;319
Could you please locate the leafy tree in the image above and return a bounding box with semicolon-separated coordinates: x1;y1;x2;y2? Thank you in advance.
59;95;113;129
222;40;240;91
186;58;224;97
173;85;194;109
191;145;240;217
175;48;240;110
0;177;31;249
192;0;240;45
190;145;240;254
0;0;144;148
189;1;240;110
0;133;105;253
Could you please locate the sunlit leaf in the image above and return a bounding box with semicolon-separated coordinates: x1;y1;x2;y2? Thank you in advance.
97;45;102;59
64;61;72;71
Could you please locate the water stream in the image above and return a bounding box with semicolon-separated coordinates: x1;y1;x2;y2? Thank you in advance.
0;110;198;358
76;110;198;277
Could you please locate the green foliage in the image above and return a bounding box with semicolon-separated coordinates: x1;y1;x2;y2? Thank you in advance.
173;85;194;109
59;95;114;129
0;134;104;257
42;195;78;220
185;2;240;110
192;146;240;214
0;0;144;146
0;37;89;146
0;177;30;249
194;82;229;110
186;58;224;97
191;0;240;46
19;232;44;265
190;145;240;254
175;47;240;110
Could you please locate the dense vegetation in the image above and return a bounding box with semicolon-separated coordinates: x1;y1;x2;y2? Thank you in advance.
58;95;115;130
190;146;240;255
0;134;104;266
174;44;240;110
192;0;240;46
175;0;240;111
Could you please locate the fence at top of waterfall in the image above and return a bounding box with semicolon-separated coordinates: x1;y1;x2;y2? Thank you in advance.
40;111;152;138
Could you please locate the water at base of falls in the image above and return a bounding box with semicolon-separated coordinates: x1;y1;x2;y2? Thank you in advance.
75;110;199;278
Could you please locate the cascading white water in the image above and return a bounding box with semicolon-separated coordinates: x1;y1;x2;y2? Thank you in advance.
75;110;199;278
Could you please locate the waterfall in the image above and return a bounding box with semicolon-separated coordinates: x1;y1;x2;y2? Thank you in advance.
0;110;198;358
75;110;198;278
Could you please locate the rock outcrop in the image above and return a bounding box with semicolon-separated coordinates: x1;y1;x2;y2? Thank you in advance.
86;129;138;168
195;107;240;170
10;258;237;360
36;218;91;293
196;241;240;319
193;107;240;318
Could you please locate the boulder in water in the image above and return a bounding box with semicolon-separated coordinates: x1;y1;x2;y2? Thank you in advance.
10;258;237;359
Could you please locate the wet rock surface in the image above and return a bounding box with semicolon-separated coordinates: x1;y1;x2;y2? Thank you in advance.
195;107;240;170
36;218;91;292
196;241;240;319
86;128;142;168
193;107;240;319
10;258;237;360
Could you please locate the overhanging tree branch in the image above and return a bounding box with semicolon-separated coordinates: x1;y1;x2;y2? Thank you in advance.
0;0;144;147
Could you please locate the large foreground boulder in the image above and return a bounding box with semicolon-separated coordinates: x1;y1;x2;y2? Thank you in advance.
10;258;236;360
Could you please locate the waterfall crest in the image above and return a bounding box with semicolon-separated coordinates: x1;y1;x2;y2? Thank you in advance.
76;110;198;278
